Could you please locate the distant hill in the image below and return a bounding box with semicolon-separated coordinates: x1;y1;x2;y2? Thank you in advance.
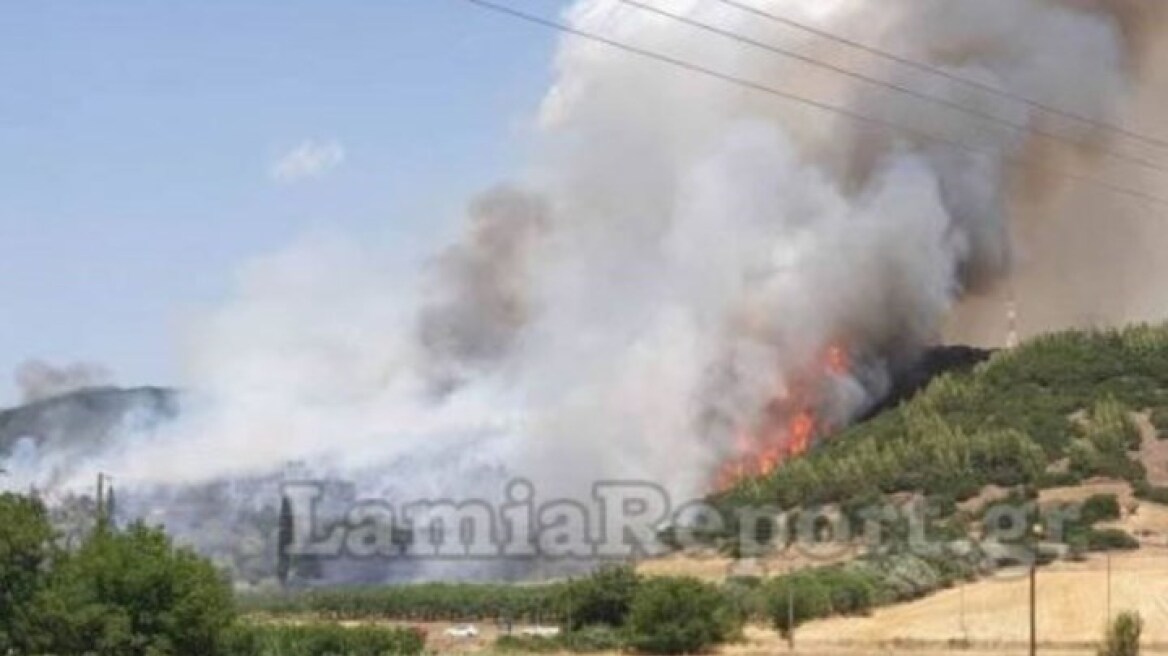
0;386;180;458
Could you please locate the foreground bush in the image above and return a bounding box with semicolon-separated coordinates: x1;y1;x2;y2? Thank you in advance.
626;577;741;655
1081;494;1122;525
226;623;425;656
0;493;55;654
559;565;640;630
764;573;831;636
1087;528;1140;552
1099;611;1143;656
24;523;236;656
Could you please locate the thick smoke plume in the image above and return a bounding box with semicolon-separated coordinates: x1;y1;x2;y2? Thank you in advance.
5;0;1168;580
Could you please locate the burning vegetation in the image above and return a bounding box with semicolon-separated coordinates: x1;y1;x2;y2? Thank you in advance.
715;342;853;490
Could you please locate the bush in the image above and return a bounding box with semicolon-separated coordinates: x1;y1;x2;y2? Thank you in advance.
1099;611;1143;656
1081;494;1122;525
561;625;626;652
764;574;831;636
241;582;566;623
815;566;880;616
560;565;640;630
625;577;740;655
0;493;55;654
226;623;425;655
1133;481;1168;506
1087;528;1140;552
720;579;766;623
1151;408;1168;439
25;522;236;656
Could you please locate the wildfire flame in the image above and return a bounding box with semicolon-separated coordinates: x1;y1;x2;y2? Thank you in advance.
713;342;851;491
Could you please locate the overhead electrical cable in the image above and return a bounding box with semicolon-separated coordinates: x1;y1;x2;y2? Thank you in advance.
459;0;1168;208
709;0;1168;152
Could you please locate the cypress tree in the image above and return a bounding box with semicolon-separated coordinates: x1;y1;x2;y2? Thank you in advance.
277;495;294;587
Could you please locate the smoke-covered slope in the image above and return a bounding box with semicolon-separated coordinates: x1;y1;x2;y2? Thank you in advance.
0;387;179;453
0;387;180;484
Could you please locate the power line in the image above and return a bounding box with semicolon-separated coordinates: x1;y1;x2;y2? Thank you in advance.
618;0;1168;177
709;0;1168;152
458;0;1168;208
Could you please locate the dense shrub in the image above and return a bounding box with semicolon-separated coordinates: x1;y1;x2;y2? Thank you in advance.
1086;528;1140;552
24;522;237;656
625;577;741;655
225;623;425;656
764;573;831;636
1151;408;1168;440
562;625;626;652
242;582;566;623
560;565;640;630
0;493;55;654
1099;611;1143;656
1081;494;1122;525
1133;481;1168;506
814;566;880;616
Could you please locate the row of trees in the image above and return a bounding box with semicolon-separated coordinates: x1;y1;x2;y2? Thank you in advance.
0;492;423;655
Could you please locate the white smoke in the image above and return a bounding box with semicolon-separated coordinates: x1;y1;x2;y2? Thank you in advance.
12;0;1168;524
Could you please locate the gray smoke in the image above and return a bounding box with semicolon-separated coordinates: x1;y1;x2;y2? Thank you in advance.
417;185;548;395
4;0;1168;582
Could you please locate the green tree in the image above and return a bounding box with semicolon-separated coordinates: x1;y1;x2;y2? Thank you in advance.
277;495;294;587
560;565;640;630
0;493;55;653
764;574;831;637
26;522;236;656
625;577;739;655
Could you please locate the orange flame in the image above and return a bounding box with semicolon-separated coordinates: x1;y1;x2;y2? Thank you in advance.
713;341;851;491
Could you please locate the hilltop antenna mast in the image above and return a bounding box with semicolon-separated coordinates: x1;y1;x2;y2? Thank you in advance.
1006;282;1020;350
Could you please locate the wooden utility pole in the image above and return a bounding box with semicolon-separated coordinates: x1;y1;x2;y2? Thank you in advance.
787;584;795;651
1106;551;1113;621
959;578;967;639
1029;563;1037;656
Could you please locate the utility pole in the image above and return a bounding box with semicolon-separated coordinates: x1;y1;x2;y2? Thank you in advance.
787;583;795;651
1006;283;1020;350
1106;551;1113;621
1029;521;1043;656
1029;562;1037;656
959;577;967;639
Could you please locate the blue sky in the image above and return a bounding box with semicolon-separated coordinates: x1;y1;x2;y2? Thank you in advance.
0;1;568;404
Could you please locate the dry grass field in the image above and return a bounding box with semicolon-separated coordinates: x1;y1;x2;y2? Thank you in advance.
789;550;1168;654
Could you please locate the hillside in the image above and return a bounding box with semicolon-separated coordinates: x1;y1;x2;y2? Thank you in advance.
228;326;1168;655
719;324;1168;516
0;386;180;458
